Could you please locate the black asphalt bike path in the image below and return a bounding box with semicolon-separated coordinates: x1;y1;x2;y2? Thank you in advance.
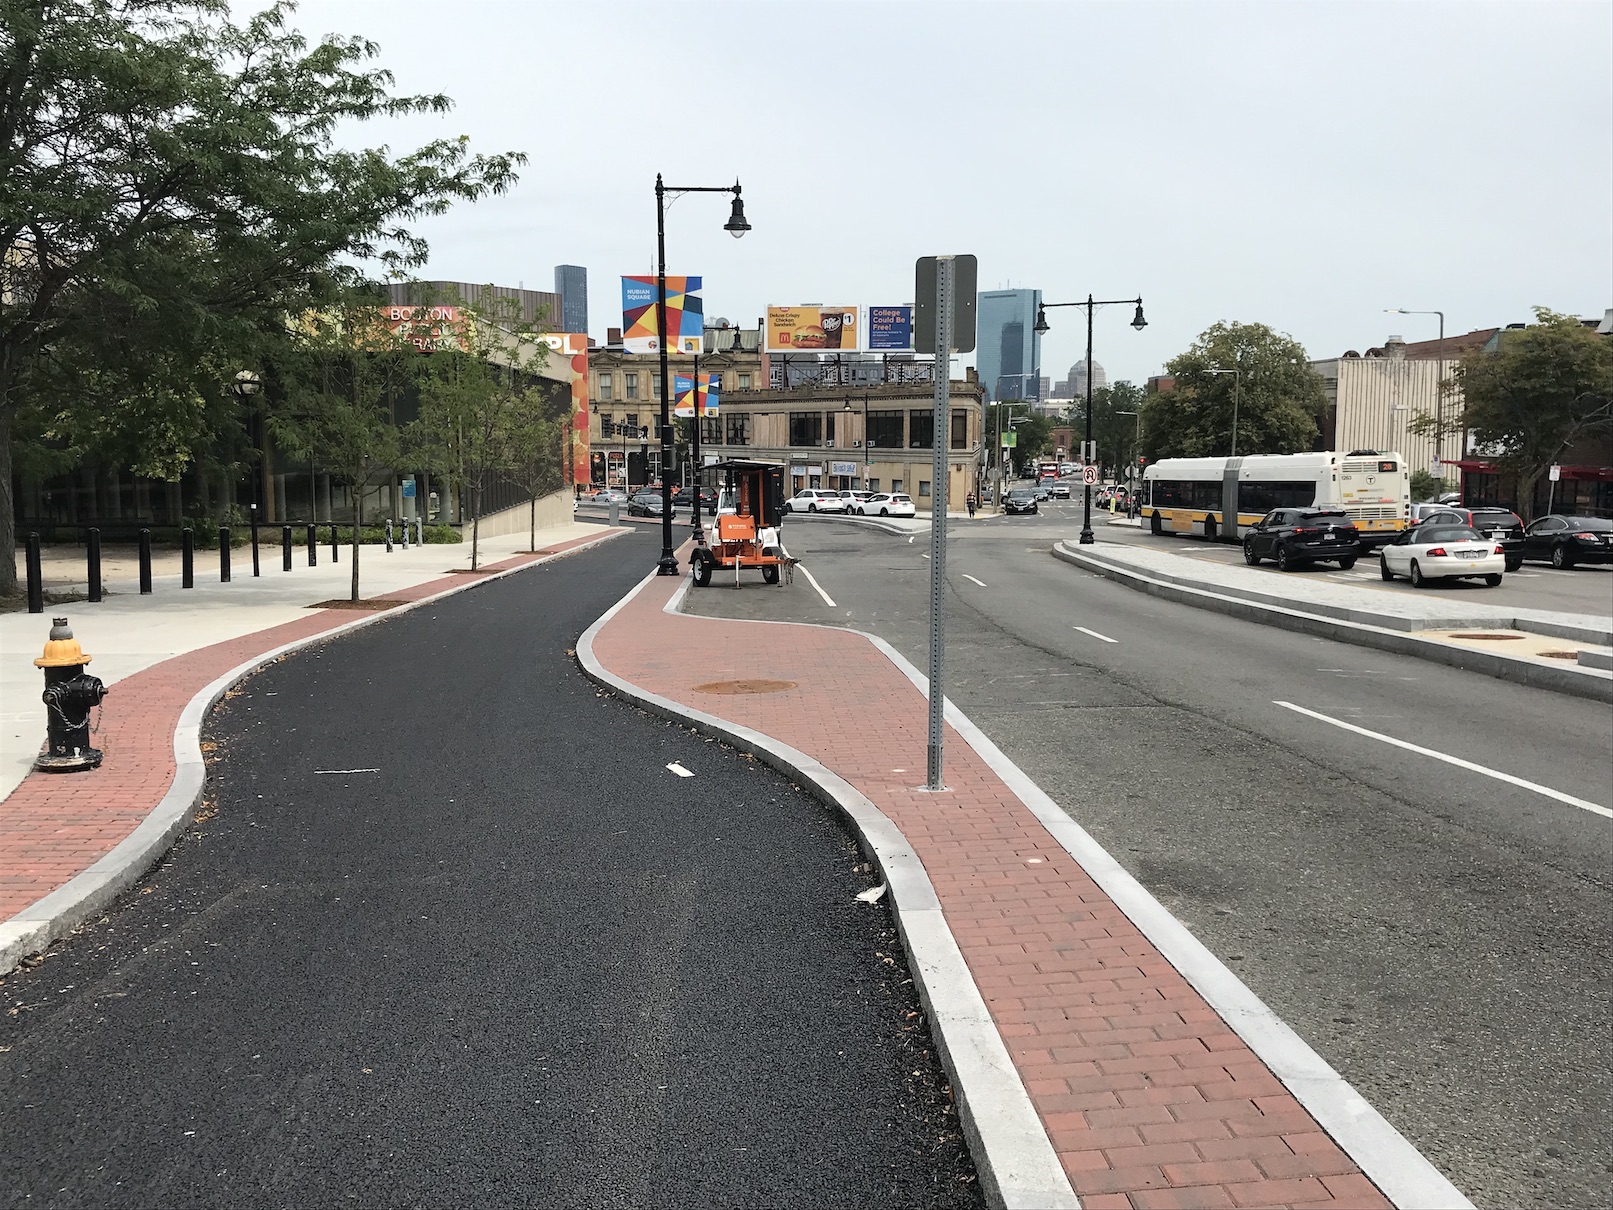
697;518;1612;1210
0;526;981;1210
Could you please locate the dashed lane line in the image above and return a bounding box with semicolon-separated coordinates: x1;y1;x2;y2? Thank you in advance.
1274;701;1612;818
963;574;987;587
796;563;837;608
1073;625;1118;643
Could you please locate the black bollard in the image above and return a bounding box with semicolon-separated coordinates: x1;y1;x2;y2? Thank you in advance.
138;528;153;594
87;528;102;603
219;527;231;582
401;517;410;550
181;528;194;588
306;524;316;566
250;518;260;577
330;524;338;563
282;526;292;571
385;519;393;552
26;532;44;614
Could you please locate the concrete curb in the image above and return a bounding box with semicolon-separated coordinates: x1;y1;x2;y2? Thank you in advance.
863;640;1471;1210
0;531;626;977
1055;544;1613;703
574;569;1078;1210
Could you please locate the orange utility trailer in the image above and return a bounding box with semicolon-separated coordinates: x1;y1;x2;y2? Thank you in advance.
690;459;793;588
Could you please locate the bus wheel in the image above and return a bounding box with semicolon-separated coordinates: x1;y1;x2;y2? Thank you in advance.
1150;511;1163;536
1204;517;1217;541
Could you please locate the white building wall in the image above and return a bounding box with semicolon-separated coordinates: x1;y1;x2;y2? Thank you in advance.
1316;357;1464;479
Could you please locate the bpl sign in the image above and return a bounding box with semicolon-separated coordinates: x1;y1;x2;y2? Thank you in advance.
384;305;468;353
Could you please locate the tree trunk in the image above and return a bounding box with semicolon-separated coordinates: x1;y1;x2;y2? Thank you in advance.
0;402;18;597
350;491;362;601
529;495;536;552
470;482;481;570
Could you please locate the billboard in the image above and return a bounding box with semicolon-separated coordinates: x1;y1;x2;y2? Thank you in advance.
673;372;720;418
766;305;860;353
867;305;914;352
622;275;703;354
382;304;470;353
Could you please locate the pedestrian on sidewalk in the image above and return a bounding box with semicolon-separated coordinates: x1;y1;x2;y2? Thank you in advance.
966;493;977;518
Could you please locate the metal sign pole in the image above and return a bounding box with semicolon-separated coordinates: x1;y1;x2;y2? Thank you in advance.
927;256;954;791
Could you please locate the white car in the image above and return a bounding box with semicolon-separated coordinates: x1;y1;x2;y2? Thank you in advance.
839;489;875;512
784;488;846;513
1379;523;1505;587
856;492;917;518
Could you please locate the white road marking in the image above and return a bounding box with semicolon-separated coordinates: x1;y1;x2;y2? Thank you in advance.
963;574;987;587
1073;626;1118;643
908;535;915;544
922;552;931;560
314;768;380;775
1274;701;1612;818
666;761;694;778
796;563;837;607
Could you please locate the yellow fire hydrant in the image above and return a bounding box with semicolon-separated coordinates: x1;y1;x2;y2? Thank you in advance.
35;617;108;773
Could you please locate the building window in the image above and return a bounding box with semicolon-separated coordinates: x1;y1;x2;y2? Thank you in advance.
918;480;931;497
738;372;752;390
700;415;721;444
597;374;613;402
651;374;662;396
951;410;968;449
825;412;836;445
725;413;750;446
867;479;879;493
892;479;903;493
625;372;638;400
598;413;613;435
789;412;823;447
624;413;639;434
908;410;934;448
867;410;903;450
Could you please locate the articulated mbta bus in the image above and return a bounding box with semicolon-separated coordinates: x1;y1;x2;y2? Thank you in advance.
1142;450;1410;547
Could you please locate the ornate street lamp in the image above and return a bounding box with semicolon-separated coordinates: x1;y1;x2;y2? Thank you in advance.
1034;296;1147;543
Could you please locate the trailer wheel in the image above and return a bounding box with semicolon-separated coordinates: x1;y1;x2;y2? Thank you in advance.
692;554;712;587
763;564;780;585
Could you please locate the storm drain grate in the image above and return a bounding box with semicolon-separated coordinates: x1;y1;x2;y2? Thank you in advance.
1447;632;1525;640
1538;650;1581;660
693;679;798;695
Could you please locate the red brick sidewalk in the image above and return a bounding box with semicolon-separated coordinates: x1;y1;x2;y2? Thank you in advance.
588;566;1395;1210
0;535;603;929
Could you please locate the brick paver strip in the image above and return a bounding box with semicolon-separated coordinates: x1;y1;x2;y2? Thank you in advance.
588;568;1395;1208
0;535;602;926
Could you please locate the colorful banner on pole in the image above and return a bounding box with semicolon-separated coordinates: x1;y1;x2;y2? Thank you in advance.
673;373;720;417
765;306;860;353
622;275;703;354
867;305;914;351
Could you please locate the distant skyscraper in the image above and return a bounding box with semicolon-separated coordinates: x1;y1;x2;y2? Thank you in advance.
976;288;1042;401
1069;359;1108;397
554;264;588;335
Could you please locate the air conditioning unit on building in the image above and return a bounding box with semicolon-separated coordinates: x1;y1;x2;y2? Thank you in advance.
853;440;862;448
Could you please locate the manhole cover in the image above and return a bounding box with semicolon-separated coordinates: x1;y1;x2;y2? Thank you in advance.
693;678;797;695
1447;632;1525;640
1539;650;1581;660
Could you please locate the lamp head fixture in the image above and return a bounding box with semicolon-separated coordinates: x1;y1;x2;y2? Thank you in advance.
1130;302;1147;331
723;183;750;238
1033;305;1049;334
231;369;261;398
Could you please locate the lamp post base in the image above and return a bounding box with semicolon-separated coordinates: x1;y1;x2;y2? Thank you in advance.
1079;528;1096;545
656;553;680;576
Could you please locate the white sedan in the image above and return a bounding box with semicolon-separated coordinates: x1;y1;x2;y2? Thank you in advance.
856;492;917;518
1379;523;1506;587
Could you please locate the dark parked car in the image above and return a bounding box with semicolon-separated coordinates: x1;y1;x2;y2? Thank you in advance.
1422;508;1526;571
626;490;674;518
1519;514;1613;568
1004;486;1039;515
1242;507;1360;571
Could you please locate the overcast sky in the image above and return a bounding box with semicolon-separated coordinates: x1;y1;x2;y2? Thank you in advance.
272;0;1611;386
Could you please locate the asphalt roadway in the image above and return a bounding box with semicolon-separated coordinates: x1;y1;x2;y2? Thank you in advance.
0;524;982;1210
689;510;1613;1210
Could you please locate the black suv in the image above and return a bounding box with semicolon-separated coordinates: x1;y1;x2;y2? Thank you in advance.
1242;508;1360;571
1004;486;1039;515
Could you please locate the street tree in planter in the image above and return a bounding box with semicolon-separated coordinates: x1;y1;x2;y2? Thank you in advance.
1412;308;1613;519
0;0;523;596
1141;322;1324;461
408;290;551;570
268;300;422;602
502;383;571;553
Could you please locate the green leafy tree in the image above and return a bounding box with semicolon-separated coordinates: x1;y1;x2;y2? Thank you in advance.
1414;308;1613;519
1141;321;1324;460
0;0;523;595
1410;469;1444;503
503;390;570;553
267;296;421;601
1070;381;1147;479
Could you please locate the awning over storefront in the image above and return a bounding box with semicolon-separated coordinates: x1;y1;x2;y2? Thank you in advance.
1448;459;1613;481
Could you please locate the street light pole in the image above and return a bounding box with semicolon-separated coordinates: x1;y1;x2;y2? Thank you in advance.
653;173;749;575
1207;366;1242;456
1035;295;1147;544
